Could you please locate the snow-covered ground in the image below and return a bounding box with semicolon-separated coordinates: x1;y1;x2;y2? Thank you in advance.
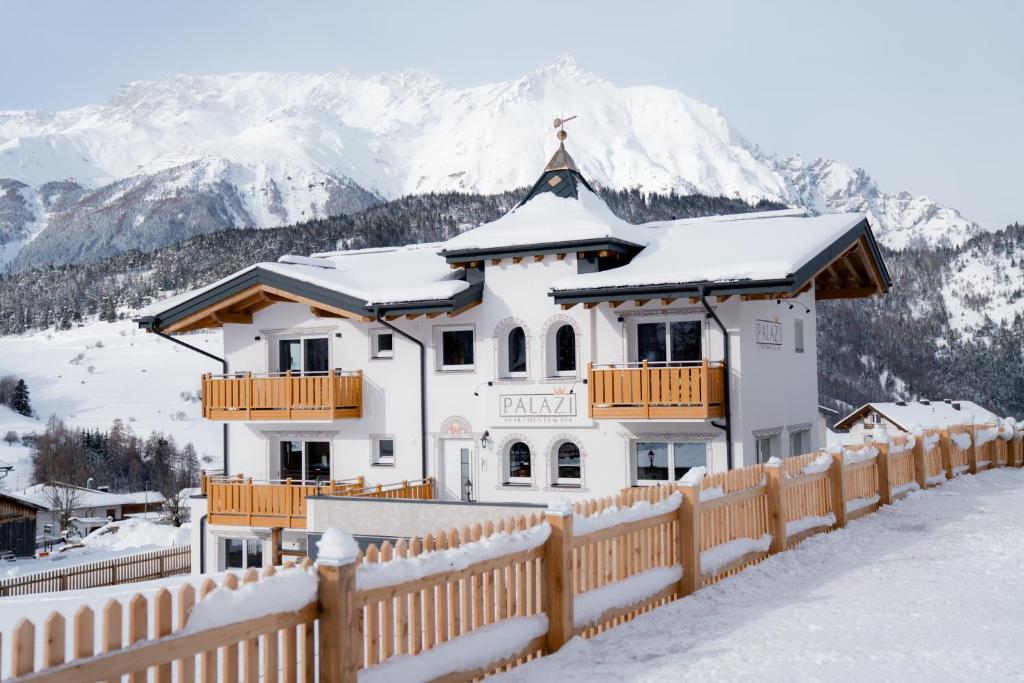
0;319;223;486
497;468;1024;682
1;518;189;579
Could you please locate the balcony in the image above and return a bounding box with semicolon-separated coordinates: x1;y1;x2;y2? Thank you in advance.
203;475;435;529
201;370;362;421
587;359;725;420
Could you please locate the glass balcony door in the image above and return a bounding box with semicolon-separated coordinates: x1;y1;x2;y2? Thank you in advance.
279;440;331;482
278;337;330;374
634;320;702;364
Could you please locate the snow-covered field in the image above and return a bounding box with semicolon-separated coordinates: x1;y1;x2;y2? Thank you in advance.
497;468;1024;682
0;319;223;487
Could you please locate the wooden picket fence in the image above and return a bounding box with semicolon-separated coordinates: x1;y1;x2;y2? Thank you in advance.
0;546;191;597
3;422;1021;682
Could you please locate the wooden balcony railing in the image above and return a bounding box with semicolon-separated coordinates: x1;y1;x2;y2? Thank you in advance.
587;359;725;419
204;475;435;529
201;370;362;421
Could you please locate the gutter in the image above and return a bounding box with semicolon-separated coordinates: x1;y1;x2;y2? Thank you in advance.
374;310;429;481
144;325;230;475
699;287;734;470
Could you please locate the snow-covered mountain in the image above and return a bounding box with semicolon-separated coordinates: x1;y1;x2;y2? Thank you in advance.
0;55;978;268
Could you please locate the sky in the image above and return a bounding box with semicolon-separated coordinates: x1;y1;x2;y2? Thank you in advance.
1;0;1021;227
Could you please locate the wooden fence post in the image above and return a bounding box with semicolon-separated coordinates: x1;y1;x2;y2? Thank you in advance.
939;430;954;480
876;442;892;505
765;463;787;553
829;451;847;528
912;434;927;490
677;484;701;596
543;506;574;653
966;424;979;475
316;531;359;683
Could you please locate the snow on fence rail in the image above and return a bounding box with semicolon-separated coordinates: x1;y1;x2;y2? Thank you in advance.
0;546;191;597
3;421;1022;683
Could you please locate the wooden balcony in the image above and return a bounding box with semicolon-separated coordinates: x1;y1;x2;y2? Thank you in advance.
201;370;362;421
587;359;725;420
203;475;435;529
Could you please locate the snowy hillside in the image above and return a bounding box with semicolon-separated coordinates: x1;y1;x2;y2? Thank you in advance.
0;56;976;268
0;319;222;489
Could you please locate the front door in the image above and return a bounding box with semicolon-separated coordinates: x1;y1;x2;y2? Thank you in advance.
441;439;475;502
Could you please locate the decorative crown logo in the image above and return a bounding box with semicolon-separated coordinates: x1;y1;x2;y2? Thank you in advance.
553;386;568;396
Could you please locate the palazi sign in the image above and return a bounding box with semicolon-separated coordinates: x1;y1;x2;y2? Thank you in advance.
754;318;783;349
499;391;578;423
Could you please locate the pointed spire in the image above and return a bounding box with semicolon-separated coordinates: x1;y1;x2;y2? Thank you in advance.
544;142;579;173
516;116;594;207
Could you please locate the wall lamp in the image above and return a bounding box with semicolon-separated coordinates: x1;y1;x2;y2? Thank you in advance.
480;430;491;449
776;299;811;314
473;380;493;397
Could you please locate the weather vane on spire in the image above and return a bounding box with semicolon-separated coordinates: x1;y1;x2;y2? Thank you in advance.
553;115;577;142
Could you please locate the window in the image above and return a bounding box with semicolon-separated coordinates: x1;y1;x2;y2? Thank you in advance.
372;437;395;466
440;328;475;370
794;319;805;353
635;320;701;364
789;429;811;457
554;442;581;486
755;434;782;464
371;331;394;359
554;324;576;374
506;327;527;375
279;441;331;481
633;441;707;484
506;442;532;483
278;337;330;374
224;538;263;570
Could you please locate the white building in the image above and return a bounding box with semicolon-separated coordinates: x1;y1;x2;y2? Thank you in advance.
834;399;999;444
139;138;891;570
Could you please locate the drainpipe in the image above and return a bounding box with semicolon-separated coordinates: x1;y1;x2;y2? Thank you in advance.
374;310;428;481
699;288;733;470
149;327;230;474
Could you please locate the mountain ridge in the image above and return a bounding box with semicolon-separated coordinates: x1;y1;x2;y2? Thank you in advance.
0;55;979;268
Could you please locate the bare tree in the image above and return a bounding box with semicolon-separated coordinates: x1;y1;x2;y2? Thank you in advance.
3;430;17;446
42;483;84;536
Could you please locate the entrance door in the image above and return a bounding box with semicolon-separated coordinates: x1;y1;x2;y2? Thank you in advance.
441;439;475;502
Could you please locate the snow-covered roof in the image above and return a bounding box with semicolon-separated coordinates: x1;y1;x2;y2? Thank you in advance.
268;242;468;305
441;185;646;255
835;400;1001;431
14;484;164;510
551;211;867;293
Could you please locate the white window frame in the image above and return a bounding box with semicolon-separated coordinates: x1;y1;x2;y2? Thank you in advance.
632;441;708;485
794;319;805;354
276;439;333;482
755;433;782;464
789;428;811;457
505;441;533;485
274;335;332;374
370;329;394;360
436;325;476;372
501;326;528;378
547;323;578;378
629;315;706;365
371;435;396;467
223;537;263;571
552;440;582;487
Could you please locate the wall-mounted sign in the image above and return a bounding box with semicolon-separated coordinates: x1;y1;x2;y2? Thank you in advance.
499;392;578;423
755;318;783;349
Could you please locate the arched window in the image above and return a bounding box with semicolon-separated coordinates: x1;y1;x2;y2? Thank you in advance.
507;442;531;482
507;327;526;375
555;442;581;486
555;325;576;373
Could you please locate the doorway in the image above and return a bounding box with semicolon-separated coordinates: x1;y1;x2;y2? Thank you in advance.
441;439;475;502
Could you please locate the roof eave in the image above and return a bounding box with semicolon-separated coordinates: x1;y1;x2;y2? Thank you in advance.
550;277;797;305
440;237;644;264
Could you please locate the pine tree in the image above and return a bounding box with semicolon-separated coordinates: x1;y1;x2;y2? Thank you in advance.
10;379;31;417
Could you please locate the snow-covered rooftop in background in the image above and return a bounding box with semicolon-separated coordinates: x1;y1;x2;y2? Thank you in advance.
839;400;1000;431
13;484;163;510
552;211;865;292
442;185;646;253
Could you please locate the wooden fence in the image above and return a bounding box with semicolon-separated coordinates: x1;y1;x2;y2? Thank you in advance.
4;422;1021;682
0;546;191;598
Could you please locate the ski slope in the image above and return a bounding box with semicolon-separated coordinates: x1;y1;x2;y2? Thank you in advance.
497;468;1024;682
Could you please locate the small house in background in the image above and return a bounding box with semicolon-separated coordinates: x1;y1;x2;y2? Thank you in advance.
834;399;1000;444
12;483;164;538
0;490;45;558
